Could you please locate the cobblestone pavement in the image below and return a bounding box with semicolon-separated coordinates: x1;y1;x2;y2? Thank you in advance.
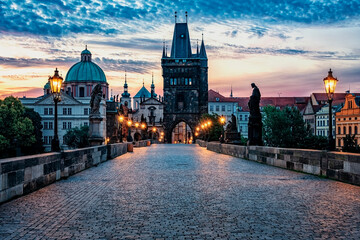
1;144;360;239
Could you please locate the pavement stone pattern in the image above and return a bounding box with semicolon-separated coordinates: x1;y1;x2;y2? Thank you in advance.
0;144;360;240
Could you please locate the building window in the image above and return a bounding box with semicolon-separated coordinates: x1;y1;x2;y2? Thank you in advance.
174;78;177;85
343;126;346;135
355;126;358;135
68;122;72;129
348;100;353;109
79;87;85;97
189;78;192;85
349;126;352;135
222;105;225;111
240;115;243;121
227;106;231;111
44;108;48;115
84;108;89;115
44;122;48;129
185;78;188;85
63;108;67;115
338;127;341;134
338;139;341;147
49;108;53;115
44;136;48;145
48;122;53;130
170;78;173;85
245;115;248;121
210;105;214;112
216;105;219;111
63;122;67;129
84;122;88;126
68;108;72;115
49;136;53;144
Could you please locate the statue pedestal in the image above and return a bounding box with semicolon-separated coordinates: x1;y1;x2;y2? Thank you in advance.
89;114;104;146
248;115;263;146
225;131;241;144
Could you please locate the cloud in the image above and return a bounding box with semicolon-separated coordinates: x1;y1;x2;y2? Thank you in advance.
88;38;163;52
0;56;157;74
1;0;360;38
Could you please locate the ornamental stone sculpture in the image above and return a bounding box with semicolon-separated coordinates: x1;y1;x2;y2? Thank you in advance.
89;84;105;146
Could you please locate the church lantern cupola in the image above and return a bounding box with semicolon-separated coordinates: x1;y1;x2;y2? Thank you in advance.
81;45;92;62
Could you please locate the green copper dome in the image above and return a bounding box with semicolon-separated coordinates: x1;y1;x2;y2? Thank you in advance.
64;47;107;83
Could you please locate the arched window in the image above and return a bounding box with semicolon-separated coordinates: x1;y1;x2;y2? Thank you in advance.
349;126;352;135
170;78;173;85
338;126;341;134
343;126;346;135
355;126;358;135
174;78;177;85
185;78;188;85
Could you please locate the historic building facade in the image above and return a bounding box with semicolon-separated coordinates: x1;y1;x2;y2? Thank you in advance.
161;18;208;143
336;93;360;149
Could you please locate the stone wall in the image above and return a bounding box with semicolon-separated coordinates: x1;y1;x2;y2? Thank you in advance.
197;140;360;186
0;143;131;204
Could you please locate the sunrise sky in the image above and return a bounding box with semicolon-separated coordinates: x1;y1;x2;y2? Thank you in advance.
0;0;360;99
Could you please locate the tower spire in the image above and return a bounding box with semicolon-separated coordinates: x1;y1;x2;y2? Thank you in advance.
185;11;188;23
151;72;155;98
175;11;177;23
230;85;233;98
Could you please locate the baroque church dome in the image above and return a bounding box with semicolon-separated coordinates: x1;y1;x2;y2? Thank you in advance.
65;47;107;83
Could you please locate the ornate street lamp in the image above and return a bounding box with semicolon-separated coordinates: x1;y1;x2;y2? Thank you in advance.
127;120;133;142
219;116;226;143
49;68;63;152
323;68;338;150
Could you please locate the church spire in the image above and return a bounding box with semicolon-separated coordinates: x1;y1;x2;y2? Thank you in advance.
230;85;233;98
170;12;192;58
200;33;207;58
151;72;155;98
121;70;130;98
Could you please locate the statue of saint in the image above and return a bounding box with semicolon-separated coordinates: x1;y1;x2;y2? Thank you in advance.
248;83;261;117
90;84;103;115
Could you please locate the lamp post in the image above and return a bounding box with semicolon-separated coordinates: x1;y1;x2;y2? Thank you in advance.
49;68;63;152
119;115;124;142
220;115;226;143
127;120;133;142
323;68;338;151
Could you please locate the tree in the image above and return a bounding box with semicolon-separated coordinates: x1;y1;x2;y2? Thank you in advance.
342;134;360;153
22;108;44;155
0;96;35;158
200;113;226;142
262;105;326;149
63;125;90;149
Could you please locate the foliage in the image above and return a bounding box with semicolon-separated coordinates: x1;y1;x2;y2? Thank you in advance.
22;108;44;155
199;113;226;142
262;105;326;150
63;125;90;149
342;134;360;153
0;96;36;158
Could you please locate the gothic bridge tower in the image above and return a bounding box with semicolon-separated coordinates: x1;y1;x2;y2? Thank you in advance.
162;13;208;143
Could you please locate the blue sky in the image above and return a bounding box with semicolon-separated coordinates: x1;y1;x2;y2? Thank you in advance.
0;0;360;98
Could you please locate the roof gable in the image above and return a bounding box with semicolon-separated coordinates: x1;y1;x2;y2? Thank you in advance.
35;93;83;105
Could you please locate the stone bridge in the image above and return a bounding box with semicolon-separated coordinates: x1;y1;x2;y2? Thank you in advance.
0;144;359;239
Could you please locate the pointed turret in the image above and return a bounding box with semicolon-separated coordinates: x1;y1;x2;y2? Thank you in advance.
162;41;166;58
199;34;207;58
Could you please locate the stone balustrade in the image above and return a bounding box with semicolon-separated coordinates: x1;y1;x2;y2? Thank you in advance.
197;140;360;186
0;141;152;204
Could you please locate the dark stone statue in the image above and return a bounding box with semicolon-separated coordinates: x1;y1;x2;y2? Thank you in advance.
224;114;241;144
90;84;103;115
248;83;263;146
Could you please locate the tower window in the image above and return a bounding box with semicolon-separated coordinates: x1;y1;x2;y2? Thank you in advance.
176;93;185;110
174;78;177;85
185;78;188;85
170;78;173;85
189;78;192;85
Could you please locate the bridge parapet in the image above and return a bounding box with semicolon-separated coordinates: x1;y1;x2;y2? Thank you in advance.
197;140;360;186
0;143;131;204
